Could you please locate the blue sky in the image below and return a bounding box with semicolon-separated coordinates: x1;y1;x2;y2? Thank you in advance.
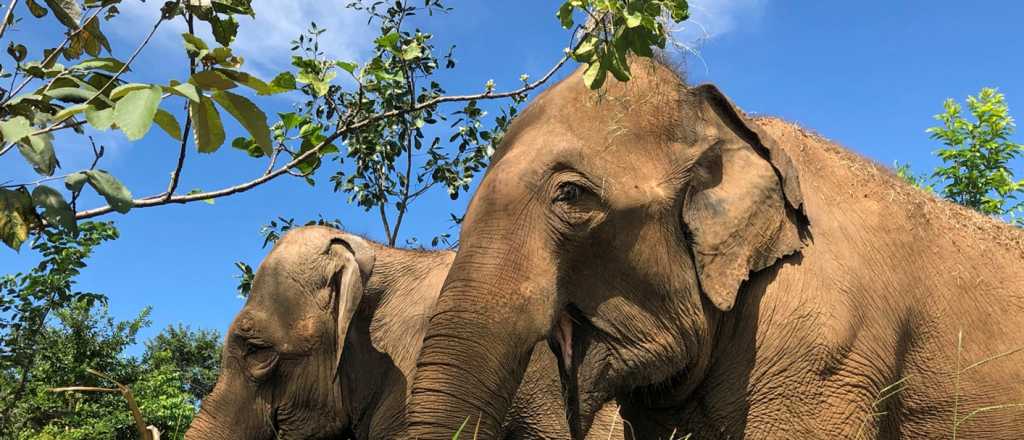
4;0;1024;350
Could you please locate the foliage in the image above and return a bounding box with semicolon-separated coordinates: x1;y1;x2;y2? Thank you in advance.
0;0;689;250
2;302;220;440
928;88;1024;221
0;221;118;429
558;0;690;89
0;222;221;439
894;160;935;193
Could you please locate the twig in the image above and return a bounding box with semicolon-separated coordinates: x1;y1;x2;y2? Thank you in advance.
0;0;18;40
164;11;196;200
0;120;87;158
51;368;156;440
74;33;582;220
85;14;165;106
4;8;105;105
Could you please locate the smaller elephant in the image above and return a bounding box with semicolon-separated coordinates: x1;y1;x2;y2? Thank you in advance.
185;226;623;440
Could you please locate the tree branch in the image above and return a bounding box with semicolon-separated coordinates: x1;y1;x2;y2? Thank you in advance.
74;46;576;220
0;0;19;40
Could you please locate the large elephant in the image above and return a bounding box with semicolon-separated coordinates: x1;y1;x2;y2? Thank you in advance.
403;58;1024;439
184;226;623;440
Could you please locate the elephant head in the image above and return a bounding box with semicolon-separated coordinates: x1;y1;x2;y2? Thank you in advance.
185;226;374;440
406;59;807;439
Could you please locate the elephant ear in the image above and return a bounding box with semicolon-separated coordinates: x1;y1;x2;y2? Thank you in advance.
682;84;807;312
319;234;375;380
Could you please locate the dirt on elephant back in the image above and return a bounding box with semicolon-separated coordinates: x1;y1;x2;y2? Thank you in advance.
749;116;1024;260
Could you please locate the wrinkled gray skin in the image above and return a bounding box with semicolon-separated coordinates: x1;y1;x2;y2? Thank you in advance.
185;226;623;440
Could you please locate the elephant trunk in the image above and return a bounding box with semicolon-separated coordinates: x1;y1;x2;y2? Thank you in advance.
184;373;274;440
406;240;558;439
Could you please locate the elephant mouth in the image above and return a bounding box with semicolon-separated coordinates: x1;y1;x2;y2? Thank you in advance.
548;303;592;440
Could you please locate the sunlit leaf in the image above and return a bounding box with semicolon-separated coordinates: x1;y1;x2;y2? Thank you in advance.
44;0;82;30
18;132;56;176
153;109;182;140
113;85;162;140
85;106;114;130
0;188;38;251
212;90;271;155
190;95;225;153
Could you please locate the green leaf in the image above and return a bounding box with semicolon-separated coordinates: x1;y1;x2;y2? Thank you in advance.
557;2;574;28
25;0;48;18
212;0;254;15
582;60;607;90
182;33;209;57
190;95;225;153
153;109;182;140
335;61;358;74
109;82;151;100
624;9;643;28
18;132;56;176
217;69;283;95
400;42;423;60
52;103;90;123
32;185;76;233
85;106;114;130
278;112;305;130
231;136;264;158
166;82;201;103
65;172;88;193
44;0;82;30
269;72;297;91
74;57;126;73
42;87;94;103
0;116;32;143
190;70;236;90
210;14;239;46
212;90;271;155
113;85;162;140
606;46;631;82
84;170;133;213
0;188;38;251
375;31;400;49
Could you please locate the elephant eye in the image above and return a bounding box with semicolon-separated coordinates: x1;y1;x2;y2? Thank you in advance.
244;339;279;381
554;182;586;204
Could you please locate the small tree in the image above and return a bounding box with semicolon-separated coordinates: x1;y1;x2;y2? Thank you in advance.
928;88;1024;221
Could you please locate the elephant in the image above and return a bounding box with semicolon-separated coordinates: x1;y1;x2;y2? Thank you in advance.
402;57;1024;440
184;226;624;440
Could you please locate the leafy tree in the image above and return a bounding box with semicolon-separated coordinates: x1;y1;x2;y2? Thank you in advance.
0;221;118;428
3;302;219;440
928;88;1024;221
0;0;689;250
142;324;222;404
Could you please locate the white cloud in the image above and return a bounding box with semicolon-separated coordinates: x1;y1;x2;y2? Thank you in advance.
671;0;768;46
114;0;373;79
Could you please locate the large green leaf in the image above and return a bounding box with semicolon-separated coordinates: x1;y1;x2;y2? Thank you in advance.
153;109;182;140
210;15;239;46
582;60;607;90
65;172;88;193
212;90;272;155
25;0;48;18
44;0;82;30
85;170;133;213
110;83;151;100
190;96;225;153
43;87;94;103
85;105;114;130
166;81;201;103
74;57;126;73
52;103;90;123
18;132;57;176
0;116;32;143
32;185;76;234
0;188;38;251
218;69;287;96
190;70;236;90
114;85;162;140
